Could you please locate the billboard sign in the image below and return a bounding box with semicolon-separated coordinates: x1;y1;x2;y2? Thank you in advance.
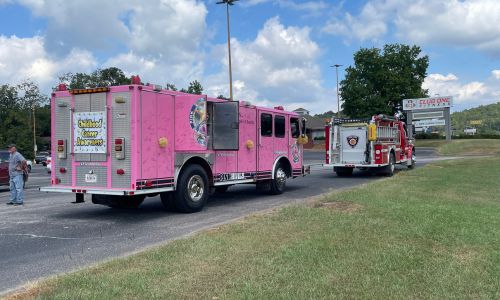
403;96;453;110
413;111;444;120
414;119;446;127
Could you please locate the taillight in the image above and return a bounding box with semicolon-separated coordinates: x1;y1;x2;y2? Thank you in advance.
57;139;67;159
325;124;330;164
115;138;125;160
59;167;66;173
116;169;125;175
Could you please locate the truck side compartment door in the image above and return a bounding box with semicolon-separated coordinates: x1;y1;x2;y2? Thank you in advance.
213;101;239;178
213;101;239;150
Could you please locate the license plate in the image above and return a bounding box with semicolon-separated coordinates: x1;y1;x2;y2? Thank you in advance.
85;174;97;183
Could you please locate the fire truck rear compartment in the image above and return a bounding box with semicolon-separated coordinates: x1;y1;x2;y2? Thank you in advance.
339;126;368;164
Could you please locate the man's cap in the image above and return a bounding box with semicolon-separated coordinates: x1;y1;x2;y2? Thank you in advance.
7;144;16;148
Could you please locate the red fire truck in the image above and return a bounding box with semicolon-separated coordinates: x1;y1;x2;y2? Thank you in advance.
324;114;415;176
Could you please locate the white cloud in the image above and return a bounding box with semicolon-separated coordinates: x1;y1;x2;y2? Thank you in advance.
322;1;395;42
323;0;500;55
206;17;333;113
0;35;96;89
492;70;500;80
242;0;328;14
4;0;208;90
423;72;500;109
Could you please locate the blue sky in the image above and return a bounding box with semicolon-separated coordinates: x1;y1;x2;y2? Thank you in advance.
0;0;499;113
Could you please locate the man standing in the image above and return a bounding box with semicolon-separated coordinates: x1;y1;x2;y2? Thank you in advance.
7;144;26;206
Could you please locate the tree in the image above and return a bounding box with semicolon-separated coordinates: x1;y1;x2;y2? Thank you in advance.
186;80;203;95
217;94;229;100
58;67;130;89
165;83;177;91
314;110;335;119
340;44;429;118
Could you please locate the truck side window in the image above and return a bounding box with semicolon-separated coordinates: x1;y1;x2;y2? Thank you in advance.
261;113;273;136
275;115;285;138
290;117;300;138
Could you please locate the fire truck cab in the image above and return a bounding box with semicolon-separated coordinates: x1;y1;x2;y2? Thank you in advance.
40;78;309;213
324;114;415;177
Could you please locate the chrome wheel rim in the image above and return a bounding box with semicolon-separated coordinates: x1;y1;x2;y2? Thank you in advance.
276;168;286;186
188;175;204;202
390;160;395;172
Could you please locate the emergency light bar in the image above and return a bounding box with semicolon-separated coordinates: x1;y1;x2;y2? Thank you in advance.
332;118;370;125
69;87;110;95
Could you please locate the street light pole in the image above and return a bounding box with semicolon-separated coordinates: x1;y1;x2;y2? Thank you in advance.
32;105;37;163
331;64;343;117
217;0;238;101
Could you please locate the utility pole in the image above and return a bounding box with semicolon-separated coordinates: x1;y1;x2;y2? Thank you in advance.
217;0;238;101
331;64;342;117
32;104;37;162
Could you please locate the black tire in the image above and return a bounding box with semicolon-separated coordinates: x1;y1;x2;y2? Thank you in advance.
335;167;353;177
174;164;209;213
214;185;230;194
408;148;416;169
383;152;396;177
270;163;287;195
112;195;145;209
160;192;177;212
94;195;144;209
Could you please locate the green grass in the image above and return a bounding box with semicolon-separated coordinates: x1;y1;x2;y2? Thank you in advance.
417;139;500;156
9;158;500;300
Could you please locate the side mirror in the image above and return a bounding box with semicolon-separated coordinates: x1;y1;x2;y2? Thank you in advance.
301;118;307;135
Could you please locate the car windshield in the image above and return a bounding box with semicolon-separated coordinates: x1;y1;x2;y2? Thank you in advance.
38;152;49;156
0;152;9;162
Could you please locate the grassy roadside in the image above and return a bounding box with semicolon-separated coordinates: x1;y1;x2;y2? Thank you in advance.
8;157;500;299
417;139;500;156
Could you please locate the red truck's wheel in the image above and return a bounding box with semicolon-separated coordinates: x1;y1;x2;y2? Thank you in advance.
408;149;416;169
335;167;353;177
174;164;208;213
383;153;396;176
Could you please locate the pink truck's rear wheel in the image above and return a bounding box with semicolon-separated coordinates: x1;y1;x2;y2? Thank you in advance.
174;164;209;213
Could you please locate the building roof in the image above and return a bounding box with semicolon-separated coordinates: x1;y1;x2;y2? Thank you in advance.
303;114;328;130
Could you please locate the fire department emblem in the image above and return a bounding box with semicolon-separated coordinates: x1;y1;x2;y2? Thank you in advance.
291;143;300;163
347;135;359;148
189;98;208;146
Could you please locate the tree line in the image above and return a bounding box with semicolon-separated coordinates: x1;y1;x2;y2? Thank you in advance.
0;68;215;158
0;81;50;159
1;43;435;157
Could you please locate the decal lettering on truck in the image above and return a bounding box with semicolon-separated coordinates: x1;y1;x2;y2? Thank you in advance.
291;143;300;163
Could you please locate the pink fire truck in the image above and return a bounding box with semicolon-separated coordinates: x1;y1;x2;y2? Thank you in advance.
40;77;309;213
324;115;416;177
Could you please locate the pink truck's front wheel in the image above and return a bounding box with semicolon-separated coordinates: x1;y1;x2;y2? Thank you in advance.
270;164;287;195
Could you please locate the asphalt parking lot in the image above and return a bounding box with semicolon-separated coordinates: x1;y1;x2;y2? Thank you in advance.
0;149;441;294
